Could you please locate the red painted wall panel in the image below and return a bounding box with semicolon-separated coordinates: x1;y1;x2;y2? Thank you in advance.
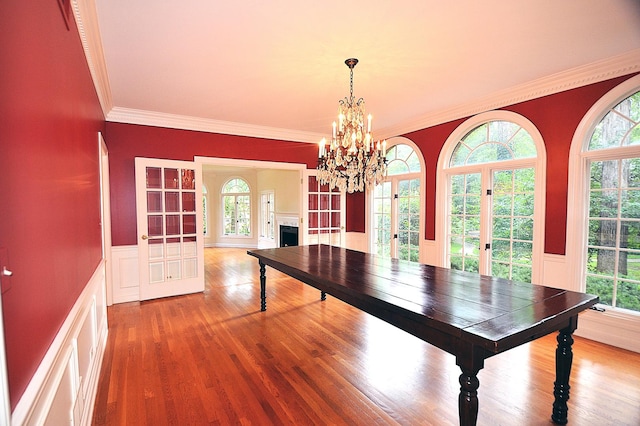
403;74;636;255
0;0;105;409
105;123;319;246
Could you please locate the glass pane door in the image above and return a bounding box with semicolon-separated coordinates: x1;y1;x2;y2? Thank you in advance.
135;158;204;301
397;178;421;262
304;173;344;246
491;168;535;282
447;167;536;282
373;181;392;257
447;173;482;273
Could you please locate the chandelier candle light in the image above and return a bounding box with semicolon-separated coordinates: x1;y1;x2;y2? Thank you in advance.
317;58;387;193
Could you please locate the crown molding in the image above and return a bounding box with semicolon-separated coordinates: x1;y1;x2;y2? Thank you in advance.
378;48;640;139
107;107;325;143
75;0;639;142
73;0;113;117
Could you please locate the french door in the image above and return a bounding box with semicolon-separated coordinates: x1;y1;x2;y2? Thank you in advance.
302;171;345;246
446;165;536;282
135;158;204;300
373;175;421;261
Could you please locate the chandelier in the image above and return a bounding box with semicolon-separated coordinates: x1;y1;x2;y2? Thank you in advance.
317;58;387;193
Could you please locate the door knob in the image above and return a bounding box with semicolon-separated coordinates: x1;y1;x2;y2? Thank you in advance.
141;235;149;240
2;267;12;277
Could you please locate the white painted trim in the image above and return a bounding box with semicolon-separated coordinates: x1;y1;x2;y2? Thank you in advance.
367;137;426;260
108;107;324;144
99;133;113;306
565;74;640;353
421;239;438;266
541;253;570;290
11;261;108;425
99;49;638;142
72;0;640;145
110;245;139;304
575;309;640;353
72;0;113;117
344;232;368;253
195;156;307;170
0;291;11;425
435;111;546;283
380;49;640;139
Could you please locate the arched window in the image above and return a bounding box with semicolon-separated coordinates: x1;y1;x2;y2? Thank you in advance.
438;111;545;284
372;139;423;262
569;79;640;313
222;178;251;236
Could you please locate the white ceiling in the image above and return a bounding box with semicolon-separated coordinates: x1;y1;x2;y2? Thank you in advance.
94;0;640;142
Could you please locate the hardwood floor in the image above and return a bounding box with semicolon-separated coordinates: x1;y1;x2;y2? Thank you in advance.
92;248;640;425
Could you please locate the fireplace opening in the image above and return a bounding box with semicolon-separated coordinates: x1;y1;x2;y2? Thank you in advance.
280;225;299;247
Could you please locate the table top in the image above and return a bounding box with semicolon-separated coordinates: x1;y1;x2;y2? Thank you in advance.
247;244;599;356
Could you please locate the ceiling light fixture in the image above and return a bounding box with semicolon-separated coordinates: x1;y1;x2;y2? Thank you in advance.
317;58;387;193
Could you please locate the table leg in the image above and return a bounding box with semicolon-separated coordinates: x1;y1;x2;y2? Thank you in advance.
259;261;266;311
551;325;575;424
458;369;480;426
320;291;326;301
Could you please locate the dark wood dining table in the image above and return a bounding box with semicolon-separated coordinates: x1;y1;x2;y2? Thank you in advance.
247;244;599;426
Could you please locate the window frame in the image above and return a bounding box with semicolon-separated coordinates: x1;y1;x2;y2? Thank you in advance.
369;137;425;262
220;177;252;238
567;74;640;318
436;110;546;284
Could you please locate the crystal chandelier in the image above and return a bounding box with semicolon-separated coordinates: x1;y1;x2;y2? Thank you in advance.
317;58;387;193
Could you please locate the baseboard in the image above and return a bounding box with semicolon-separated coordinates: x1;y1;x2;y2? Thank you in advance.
11;261;108;425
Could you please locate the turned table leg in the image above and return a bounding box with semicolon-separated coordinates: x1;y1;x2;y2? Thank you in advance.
458;369;480;426
259;261;267;311
551;324;576;424
456;345;485;426
320;291;326;301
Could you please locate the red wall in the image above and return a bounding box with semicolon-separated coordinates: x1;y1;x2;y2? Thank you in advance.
0;0;105;409
105;123;319;245
403;74;637;255
107;74;638;254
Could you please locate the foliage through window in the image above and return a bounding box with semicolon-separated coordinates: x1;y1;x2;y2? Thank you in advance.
446;119;539;283
373;143;421;262
222;178;251;236
584;90;640;313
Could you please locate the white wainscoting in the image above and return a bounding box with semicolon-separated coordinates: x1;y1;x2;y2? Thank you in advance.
541;253;640;353
541;253;572;290
344;232;367;252
11;261;108;426
110;245;139;304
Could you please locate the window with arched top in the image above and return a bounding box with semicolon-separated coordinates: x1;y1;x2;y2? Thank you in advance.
222;178;251;236
450;120;538;166
438;112;545;284
570;85;640;313
372;140;423;262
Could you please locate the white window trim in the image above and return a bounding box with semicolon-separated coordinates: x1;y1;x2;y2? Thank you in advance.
566;74;640;352
368;137;426;262
567;74;640;313
435;110;547;284
220;177;253;239
259;190;275;241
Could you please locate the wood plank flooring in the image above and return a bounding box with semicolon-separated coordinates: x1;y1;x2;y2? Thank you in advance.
92;247;640;425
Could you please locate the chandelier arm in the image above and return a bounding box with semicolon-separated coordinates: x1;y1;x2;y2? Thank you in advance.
317;58;387;193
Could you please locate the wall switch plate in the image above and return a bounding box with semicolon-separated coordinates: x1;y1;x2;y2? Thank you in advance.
0;247;11;294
